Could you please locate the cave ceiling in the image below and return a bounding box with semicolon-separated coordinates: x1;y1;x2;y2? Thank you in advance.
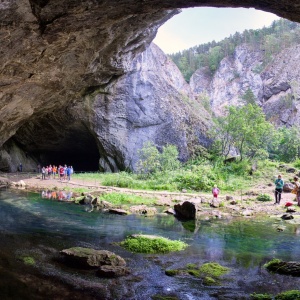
0;0;299;170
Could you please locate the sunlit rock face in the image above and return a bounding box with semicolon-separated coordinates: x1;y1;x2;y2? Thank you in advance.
190;44;300;127
89;44;211;171
1;0;299;171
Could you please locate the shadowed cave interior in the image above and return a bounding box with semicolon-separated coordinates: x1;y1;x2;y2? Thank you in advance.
5;114;101;172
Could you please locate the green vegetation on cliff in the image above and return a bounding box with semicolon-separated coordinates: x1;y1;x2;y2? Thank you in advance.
169;19;300;81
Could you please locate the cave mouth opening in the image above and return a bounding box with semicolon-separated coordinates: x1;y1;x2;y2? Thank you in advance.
10;116;101;173
32;147;100;172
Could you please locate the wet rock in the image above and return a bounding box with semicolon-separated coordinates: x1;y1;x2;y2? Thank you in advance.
97;265;130;278
281;213;294;220
129;205;157;215
164;208;176;215
60;247;126;269
97;200;113;209
174;201;197;220
265;259;300;276
108;208;129;215
84;194;97;205
74;196;85;204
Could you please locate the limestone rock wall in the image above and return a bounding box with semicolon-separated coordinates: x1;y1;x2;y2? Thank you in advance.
190;43;300;127
88;44;211;171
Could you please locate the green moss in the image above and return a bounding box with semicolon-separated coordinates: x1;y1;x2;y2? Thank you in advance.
250;293;273;300
264;258;282;270
198;262;229;277
151;295;179;300
203;276;217;286
165;269;180;276
22;256;35;265
275;290;300;300
187;269;201;277
186;263;197;269
120;235;188;254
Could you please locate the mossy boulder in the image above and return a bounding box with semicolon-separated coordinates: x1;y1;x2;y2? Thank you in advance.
165;262;229;286
275;290;300;300
264;259;300;276
60;247;126;269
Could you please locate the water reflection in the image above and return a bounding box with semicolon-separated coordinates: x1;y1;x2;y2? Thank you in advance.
41;190;73;201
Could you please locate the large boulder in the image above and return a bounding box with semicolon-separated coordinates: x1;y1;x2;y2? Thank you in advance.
174;201;197;220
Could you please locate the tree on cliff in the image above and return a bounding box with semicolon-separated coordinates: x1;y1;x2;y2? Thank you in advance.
211;104;274;161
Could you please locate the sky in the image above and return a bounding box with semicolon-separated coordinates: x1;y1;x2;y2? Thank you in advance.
153;7;280;54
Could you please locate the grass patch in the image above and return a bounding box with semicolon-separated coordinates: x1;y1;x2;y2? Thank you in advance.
71;158;280;194
120;235;188;254
99;192;157;206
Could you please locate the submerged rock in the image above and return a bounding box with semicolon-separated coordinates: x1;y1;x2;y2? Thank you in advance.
60;247;126;269
108;208;129;215
129;205;157;215
97;265;130;278
265;259;300;276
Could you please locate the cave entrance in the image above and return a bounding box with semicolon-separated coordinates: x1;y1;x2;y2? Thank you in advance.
11;115;101;172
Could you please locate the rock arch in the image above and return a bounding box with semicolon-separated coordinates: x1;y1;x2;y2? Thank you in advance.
0;1;298;171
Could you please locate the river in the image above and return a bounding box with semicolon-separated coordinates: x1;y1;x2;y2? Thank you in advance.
0;188;300;299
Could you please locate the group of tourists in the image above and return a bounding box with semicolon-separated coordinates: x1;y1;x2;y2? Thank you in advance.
40;164;74;181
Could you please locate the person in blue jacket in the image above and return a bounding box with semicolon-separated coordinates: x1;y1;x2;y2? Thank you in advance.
274;174;284;204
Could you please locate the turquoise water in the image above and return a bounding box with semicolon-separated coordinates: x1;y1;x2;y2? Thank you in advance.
0;188;300;299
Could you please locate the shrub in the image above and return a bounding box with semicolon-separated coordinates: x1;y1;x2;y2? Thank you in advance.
99;192;156;206
257;193;272;202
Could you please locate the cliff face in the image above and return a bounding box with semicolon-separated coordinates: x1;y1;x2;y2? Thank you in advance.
89;44;211;171
190;44;300;127
1;0;300;172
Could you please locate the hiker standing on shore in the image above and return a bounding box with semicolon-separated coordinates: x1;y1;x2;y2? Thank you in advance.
292;176;300;206
274;174;284;204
